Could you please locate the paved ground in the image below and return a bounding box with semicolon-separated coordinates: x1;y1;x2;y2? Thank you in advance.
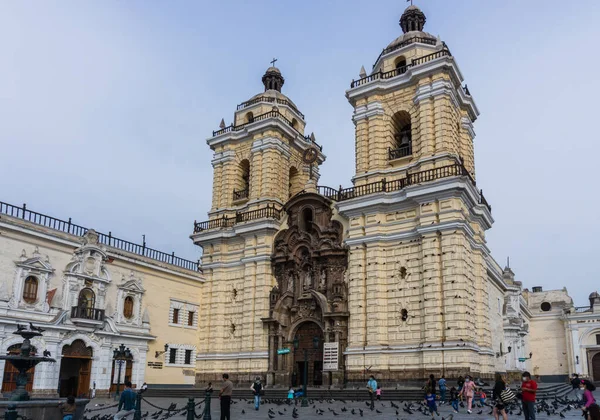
84;396;590;419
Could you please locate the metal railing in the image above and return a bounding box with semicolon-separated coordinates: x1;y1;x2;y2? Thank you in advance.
574;306;592;313
212;109;323;151
237;95;305;119
71;306;105;321
317;163;492;212
372;36;438;68
352;48;451;88
0;201;200;272
193;204;281;233
389;144;412;160
232;188;249;201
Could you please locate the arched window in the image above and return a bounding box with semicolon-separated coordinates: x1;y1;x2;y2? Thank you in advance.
123;296;134;319
78;288;95;310
394;56;407;74
233;159;251;201
389;110;412;159
245;112;254;123
288;166;301;198
22;276;38;304
291;118;298;129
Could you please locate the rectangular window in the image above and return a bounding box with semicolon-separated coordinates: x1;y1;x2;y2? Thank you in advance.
184;349;193;365
172;308;179;324
188;311;195;326
596;334;600;345
169;348;177;364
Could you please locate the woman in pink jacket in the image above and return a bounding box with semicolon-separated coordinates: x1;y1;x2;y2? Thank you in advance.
581;380;597;418
459;375;476;414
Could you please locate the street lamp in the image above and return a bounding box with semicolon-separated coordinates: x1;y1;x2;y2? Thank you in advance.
113;344;132;400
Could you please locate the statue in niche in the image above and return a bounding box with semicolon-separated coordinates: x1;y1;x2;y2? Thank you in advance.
287;272;294;293
303;270;312;291
319;269;327;290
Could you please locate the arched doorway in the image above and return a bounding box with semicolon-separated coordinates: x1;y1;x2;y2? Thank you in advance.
592;353;600;381
59;340;93;397
292;322;324;387
1;344;36;393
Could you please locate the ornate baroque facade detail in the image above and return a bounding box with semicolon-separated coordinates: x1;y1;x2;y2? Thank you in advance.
264;192;349;386
9;247;55;312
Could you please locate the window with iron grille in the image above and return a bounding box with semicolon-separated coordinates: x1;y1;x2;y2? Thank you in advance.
184;349;193;365
188;311;195;326
169;348;177;364
172;308;179;324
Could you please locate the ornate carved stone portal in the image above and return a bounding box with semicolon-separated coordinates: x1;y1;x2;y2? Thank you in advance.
263;193;348;386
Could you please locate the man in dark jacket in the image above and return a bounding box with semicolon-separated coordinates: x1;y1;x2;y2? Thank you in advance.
114;381;136;419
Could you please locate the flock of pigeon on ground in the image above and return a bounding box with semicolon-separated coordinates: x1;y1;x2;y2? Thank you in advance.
83;394;586;419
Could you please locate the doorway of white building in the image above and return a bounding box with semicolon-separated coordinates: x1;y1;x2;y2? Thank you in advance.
59;340;92;398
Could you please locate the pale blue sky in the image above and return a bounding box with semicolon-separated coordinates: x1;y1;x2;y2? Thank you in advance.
1;1;598;305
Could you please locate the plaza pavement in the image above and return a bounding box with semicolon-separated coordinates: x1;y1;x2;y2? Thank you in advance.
84;395;593;419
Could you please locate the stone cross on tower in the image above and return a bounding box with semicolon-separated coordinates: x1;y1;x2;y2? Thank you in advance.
270;58;278;67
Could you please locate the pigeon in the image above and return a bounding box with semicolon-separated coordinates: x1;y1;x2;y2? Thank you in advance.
29;322;45;332
43;349;51;357
16;324;27;331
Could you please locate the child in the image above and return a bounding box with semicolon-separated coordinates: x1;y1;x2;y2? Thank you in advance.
450;386;459;413
425;391;439;417
59;396;76;420
376;385;382;401
287;387;295;404
478;388;486;406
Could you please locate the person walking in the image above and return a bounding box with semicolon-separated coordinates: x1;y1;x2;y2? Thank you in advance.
427;374;437;396
424;389;440;418
450;386;459;413
521;371;538;420
114;381;136;420
376;385;382;401
438;376;447;405
287;386;295;405
367;375;377;410
219;373;233;420
492;373;508;420
457;375;465;392
581;380;597;418
250;377;262;411
459;375;476;414
569;374;582;401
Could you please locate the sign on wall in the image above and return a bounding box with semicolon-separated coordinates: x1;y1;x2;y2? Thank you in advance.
147;361;163;369
323;342;339;371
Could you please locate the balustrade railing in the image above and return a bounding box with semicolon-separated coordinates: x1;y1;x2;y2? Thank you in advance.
193;205;281;233
352;48;452;88
0;200;200;272
237;96;305;119
574;306;592;313
317;163;492;212
213;109;323;150
71;306;105;321
389;144;412;160
373;36;438;68
233;188;249;201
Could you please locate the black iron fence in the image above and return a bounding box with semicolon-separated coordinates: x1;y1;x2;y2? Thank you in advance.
212;109;323;151
233;188;249;201
352;48;451;88
237;95;305;119
317;163;492;212
194;204;281;233
372;36;438;68
389;144;412;160
71;306;105;321
0;201;200;272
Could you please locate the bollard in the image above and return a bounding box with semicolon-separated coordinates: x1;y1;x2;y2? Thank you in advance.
186;397;195;420
133;391;143;420
203;389;213;420
4;404;18;420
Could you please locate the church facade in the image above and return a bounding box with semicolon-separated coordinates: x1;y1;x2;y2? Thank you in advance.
190;5;533;386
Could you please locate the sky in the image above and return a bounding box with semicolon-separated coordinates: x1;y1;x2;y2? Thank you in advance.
1;0;599;306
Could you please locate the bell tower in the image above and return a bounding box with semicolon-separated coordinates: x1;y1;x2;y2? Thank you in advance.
349;5;478;186
191;66;325;384
335;4;496;382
